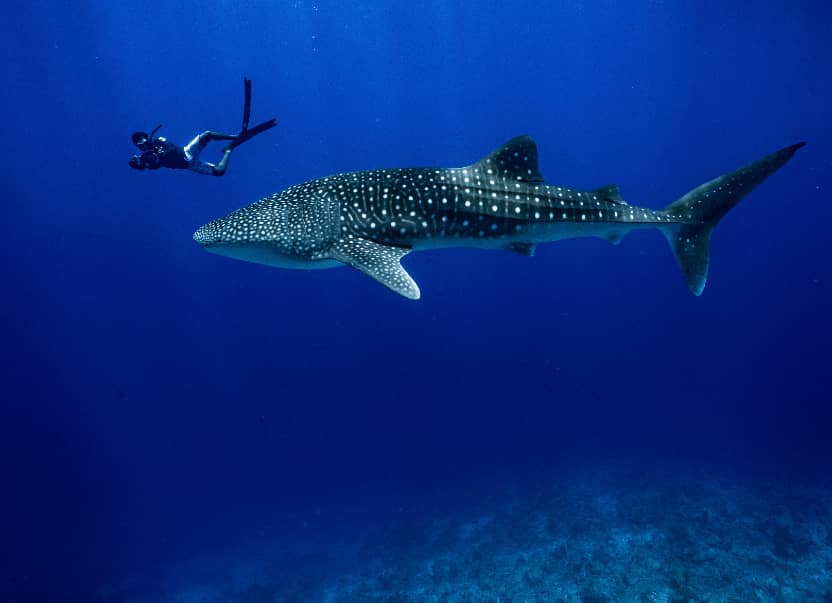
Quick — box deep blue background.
[2,1,830,599]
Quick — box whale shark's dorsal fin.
[472,136,545,183]
[325,237,420,299]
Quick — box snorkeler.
[129,77,276,176]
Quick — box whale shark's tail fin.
[661,141,805,295]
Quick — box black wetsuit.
[142,138,190,169]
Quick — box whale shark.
[193,136,804,299]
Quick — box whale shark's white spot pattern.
[193,137,804,299]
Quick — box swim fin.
[229,118,277,149]
[242,77,252,131]
[229,77,276,150]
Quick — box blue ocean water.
[2,1,831,601]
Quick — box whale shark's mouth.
[193,224,219,247]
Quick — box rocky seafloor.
[101,463,832,602]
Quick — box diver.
[129,77,276,176]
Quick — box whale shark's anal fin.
[505,242,537,256]
[325,237,420,300]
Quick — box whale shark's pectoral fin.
[324,237,421,300]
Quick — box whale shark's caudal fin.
[661,141,806,295]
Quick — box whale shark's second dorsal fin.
[473,136,545,183]
[592,184,626,205]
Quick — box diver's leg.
[210,149,233,176]
[198,130,237,144]
[186,156,226,177]
[184,131,237,163]
[183,134,206,160]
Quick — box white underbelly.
[209,245,341,270]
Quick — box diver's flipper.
[242,77,252,132]
[230,118,277,149]
[230,77,276,150]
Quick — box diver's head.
[132,131,150,150]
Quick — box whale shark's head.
[192,205,264,254]
[192,214,250,250]
[193,188,342,270]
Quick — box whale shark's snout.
[193,222,220,248]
